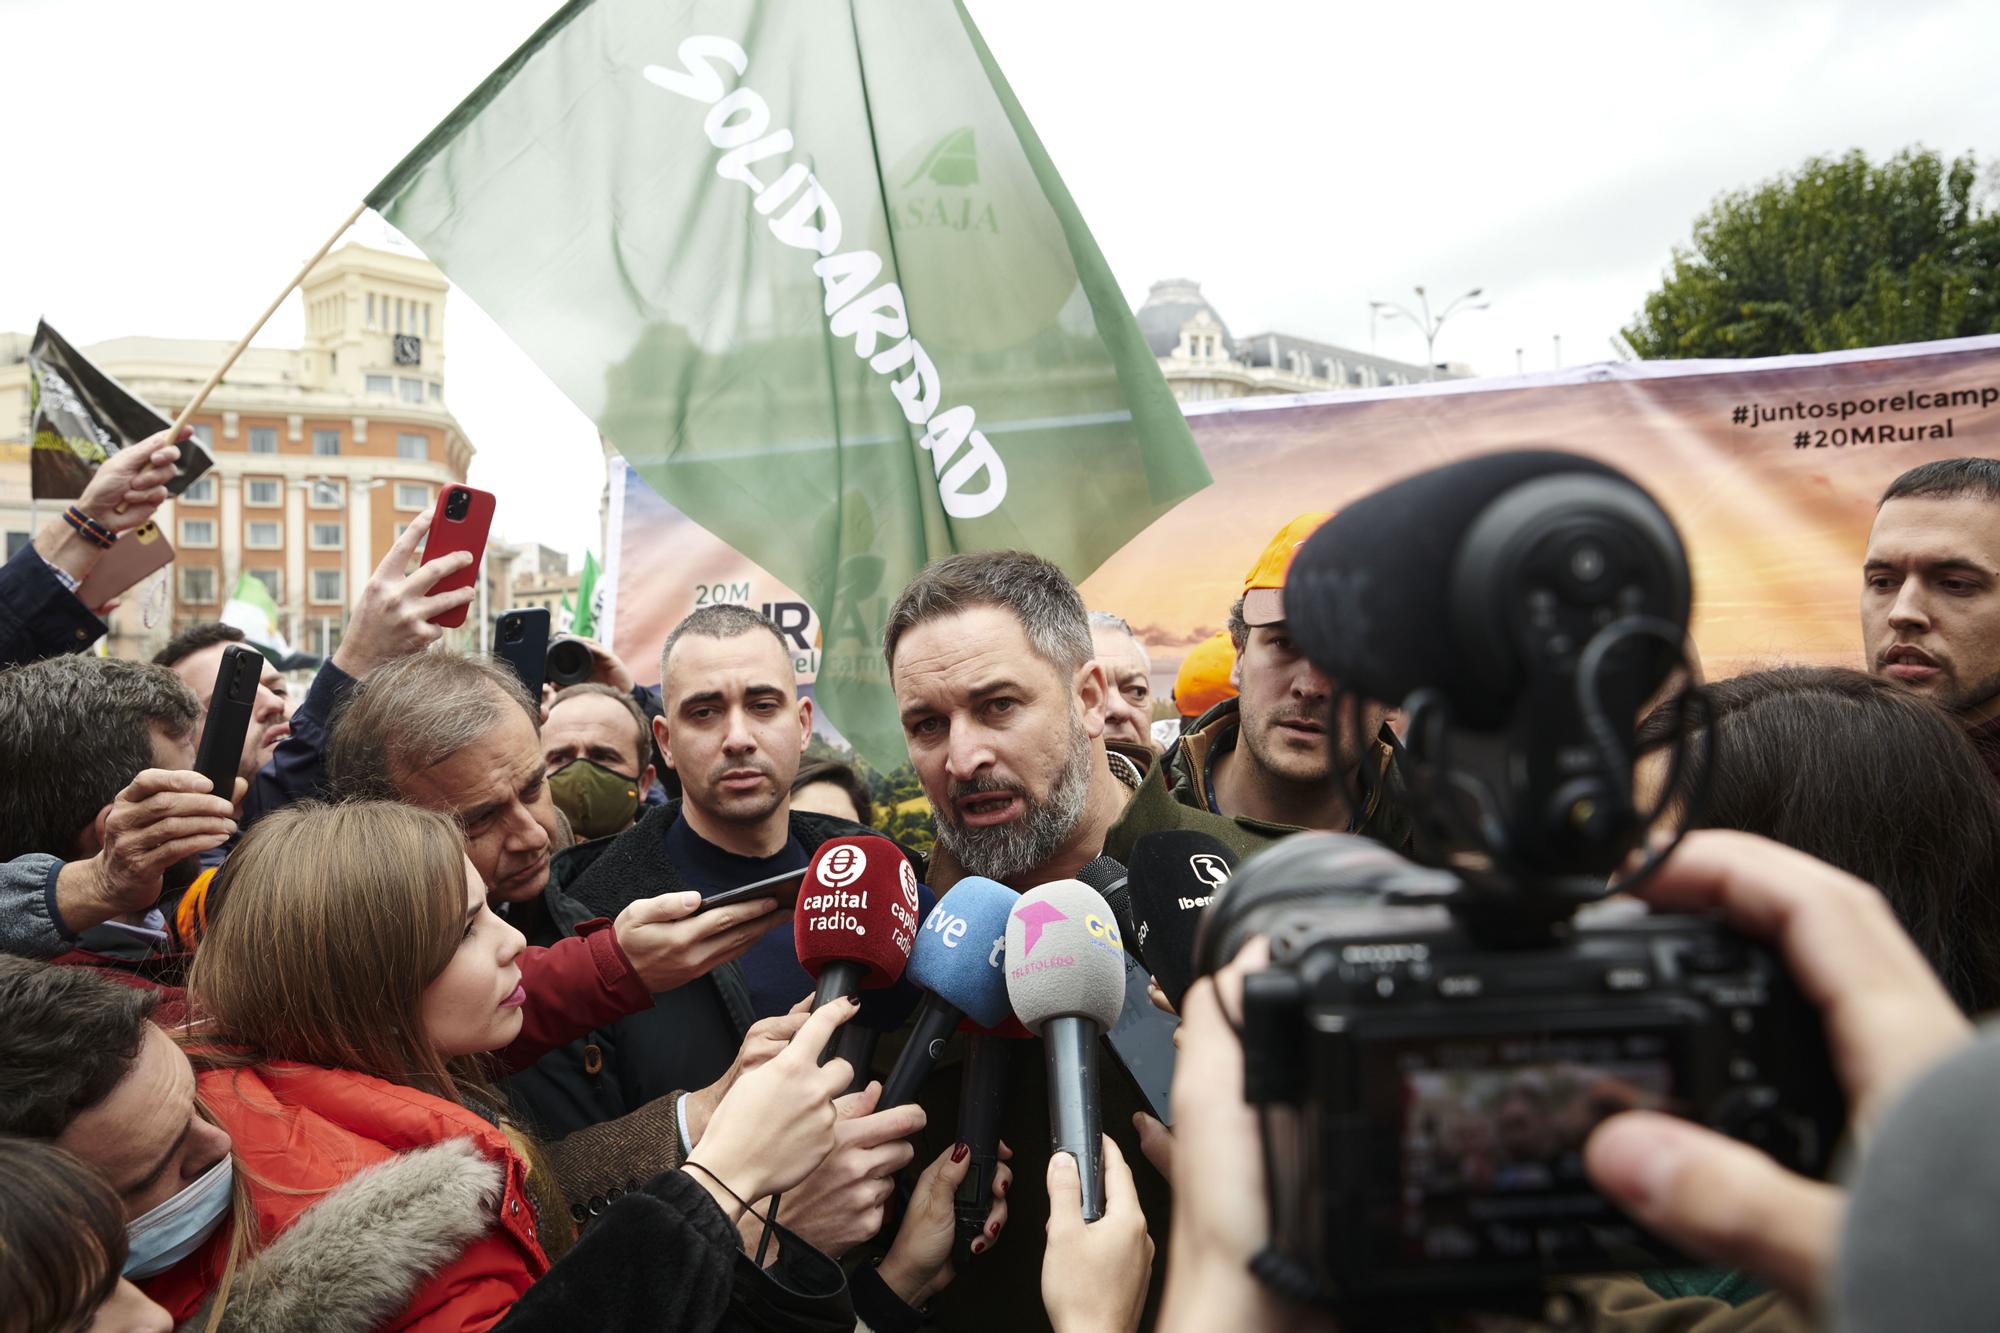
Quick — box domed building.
[1135,279,1464,404]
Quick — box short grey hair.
[1088,610,1151,674]
[883,551,1092,678]
[658,604,790,702]
[549,681,650,770]
[328,651,538,799]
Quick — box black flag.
[26,321,213,500]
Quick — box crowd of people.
[1,425,1998,1333]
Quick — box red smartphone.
[419,484,495,628]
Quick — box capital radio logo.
[817,844,867,889]
[897,858,919,915]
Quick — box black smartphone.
[495,608,550,700]
[695,865,808,914]
[194,644,264,797]
[1103,951,1177,1125]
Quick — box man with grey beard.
[883,549,1164,1332]
[885,550,1141,891]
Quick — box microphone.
[1838,1029,2000,1332]
[796,836,919,1067]
[1282,450,1689,728]
[1004,880,1127,1222]
[1127,831,1237,1009]
[879,877,1020,1109]
[1077,853,1137,952]
[953,1028,1014,1257]
[836,972,926,1096]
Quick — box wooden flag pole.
[164,199,370,437]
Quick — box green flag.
[559,592,575,635]
[368,0,1209,765]
[573,551,600,639]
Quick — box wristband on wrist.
[61,507,115,550]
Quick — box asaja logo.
[891,127,998,235]
[903,127,979,187]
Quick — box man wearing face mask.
[0,957,236,1281]
[543,683,656,842]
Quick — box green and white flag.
[558,592,576,636]
[573,551,601,639]
[221,571,294,659]
[367,0,1209,764]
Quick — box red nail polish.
[950,1141,969,1164]
[971,1239,986,1254]
[987,1220,1000,1237]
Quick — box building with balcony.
[0,244,493,660]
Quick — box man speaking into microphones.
[1005,880,1127,1221]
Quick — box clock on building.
[393,334,422,365]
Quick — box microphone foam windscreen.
[1838,1027,2000,1332]
[1284,450,1632,709]
[1128,831,1236,1009]
[1003,880,1127,1033]
[907,876,1019,1030]
[794,835,918,988]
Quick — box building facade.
[1135,278,1468,404]
[510,542,581,625]
[0,245,490,661]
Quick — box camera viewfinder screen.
[1366,1032,1683,1271]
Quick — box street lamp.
[1369,285,1490,380]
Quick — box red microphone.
[795,835,920,1011]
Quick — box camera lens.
[546,638,592,688]
[500,620,523,644]
[444,488,471,521]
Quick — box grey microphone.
[1004,879,1126,1222]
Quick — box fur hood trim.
[177,1137,502,1333]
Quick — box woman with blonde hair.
[139,800,867,1332]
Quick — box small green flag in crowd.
[559,592,576,636]
[572,551,601,639]
[368,0,1209,765]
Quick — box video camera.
[1193,452,1843,1314]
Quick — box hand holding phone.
[695,865,809,914]
[194,644,265,797]
[418,485,495,628]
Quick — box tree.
[1623,148,2000,359]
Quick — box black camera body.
[1214,842,1840,1305]
[1203,452,1849,1312]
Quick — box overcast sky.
[3,0,1994,561]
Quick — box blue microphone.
[878,876,1020,1109]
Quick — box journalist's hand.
[772,1080,927,1258]
[685,996,857,1211]
[680,1007,812,1146]
[332,510,476,678]
[1585,830,1972,1312]
[57,769,239,934]
[611,890,787,993]
[76,428,184,532]
[558,636,637,692]
[1043,1136,1153,1333]
[879,1139,1014,1307]
[1157,938,1317,1333]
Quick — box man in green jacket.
[1105,511,1413,864]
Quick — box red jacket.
[146,1062,550,1331]
[498,916,652,1073]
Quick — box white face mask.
[123,1155,233,1278]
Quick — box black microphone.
[1004,880,1126,1221]
[1128,830,1236,1009]
[953,1031,1014,1259]
[1283,450,1689,728]
[1077,853,1138,953]
[835,976,924,1096]
[878,877,1019,1109]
